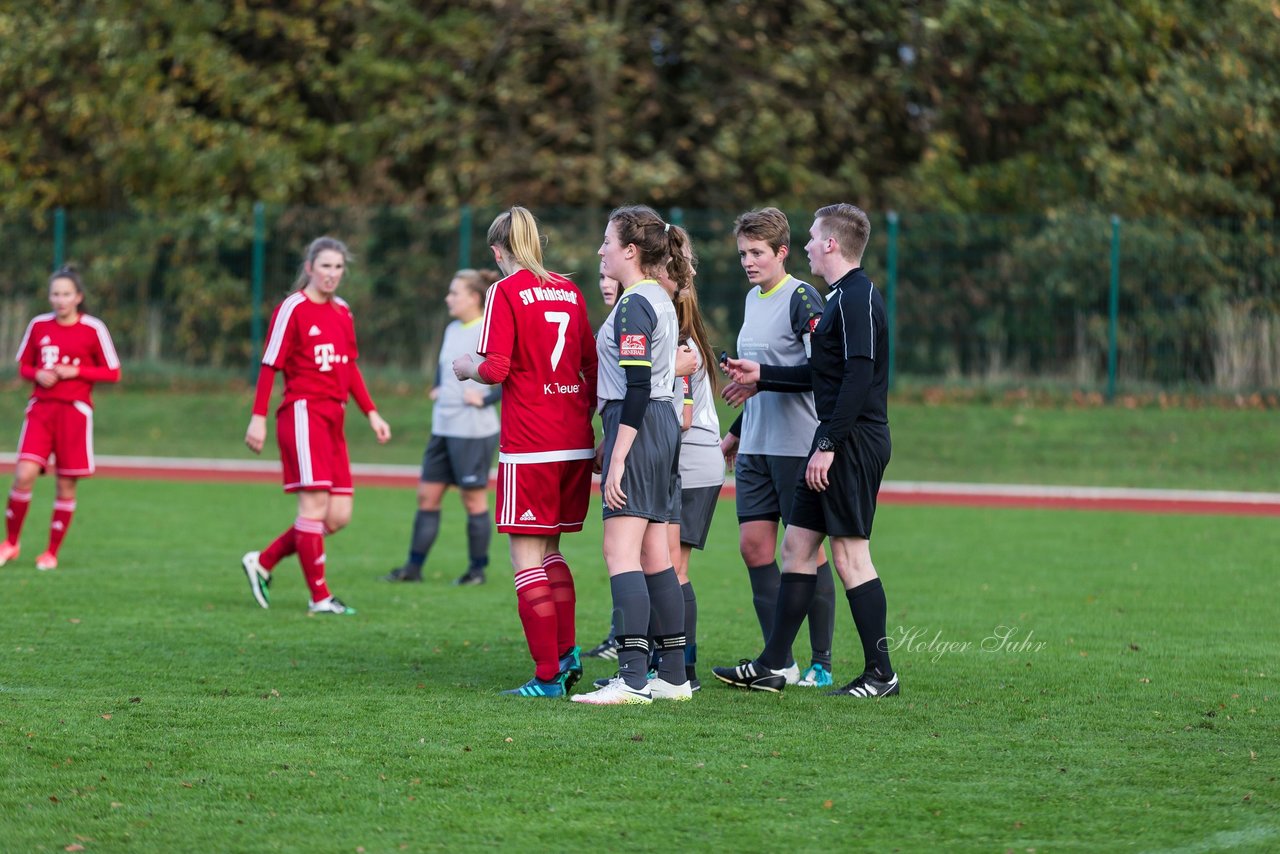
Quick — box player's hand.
[462,389,485,407]
[806,450,835,492]
[244,415,267,455]
[53,364,80,379]
[428,386,440,402]
[724,357,761,385]
[722,381,758,408]
[451,354,475,381]
[368,411,392,443]
[603,461,627,510]
[35,369,59,388]
[719,432,739,472]
[675,344,696,378]
[593,442,605,474]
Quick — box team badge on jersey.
[809,316,820,333]
[620,334,647,358]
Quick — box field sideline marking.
[4,453,1278,517]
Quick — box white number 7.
[545,311,570,370]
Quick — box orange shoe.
[0,540,18,566]
[35,551,58,571]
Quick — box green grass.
[2,477,1277,851]
[23,383,1280,491]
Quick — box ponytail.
[487,206,552,284]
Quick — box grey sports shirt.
[433,318,500,438]
[596,279,678,404]
[736,274,824,456]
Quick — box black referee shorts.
[788,423,891,539]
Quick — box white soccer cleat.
[646,676,693,701]
[308,596,356,616]
[777,663,801,685]
[241,551,270,609]
[570,676,653,705]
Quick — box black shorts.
[679,484,722,550]
[789,423,891,539]
[600,401,681,522]
[420,434,498,489]
[735,453,806,525]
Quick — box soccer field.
[2,477,1276,852]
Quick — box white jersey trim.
[263,292,307,366]
[498,448,595,464]
[13,313,54,362]
[81,315,121,369]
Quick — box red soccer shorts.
[276,398,353,495]
[17,399,96,477]
[495,457,591,535]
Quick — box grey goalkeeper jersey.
[596,279,678,404]
[433,318,500,438]
[736,274,824,456]
[675,342,725,488]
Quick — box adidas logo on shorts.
[519,509,536,522]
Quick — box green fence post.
[886,210,899,391]
[250,201,266,380]
[1106,214,1120,402]
[458,205,473,269]
[53,207,66,270]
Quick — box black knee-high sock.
[807,561,835,669]
[757,574,817,671]
[681,581,697,669]
[747,560,781,644]
[645,568,686,684]
[847,577,892,677]
[465,511,491,571]
[407,510,441,570]
[610,571,651,690]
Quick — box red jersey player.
[452,206,597,698]
[240,236,392,616]
[2,266,121,571]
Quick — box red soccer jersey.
[477,269,597,457]
[15,313,121,406]
[261,291,361,410]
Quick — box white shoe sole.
[241,552,269,609]
[647,678,693,701]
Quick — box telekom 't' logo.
[313,343,338,372]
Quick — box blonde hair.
[814,203,871,261]
[487,206,552,284]
[453,268,500,307]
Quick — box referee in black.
[713,203,897,697]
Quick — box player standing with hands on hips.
[452,206,598,698]
[714,204,898,698]
[240,237,392,616]
[2,266,120,571]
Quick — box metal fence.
[2,205,1277,394]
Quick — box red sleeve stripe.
[263,292,305,366]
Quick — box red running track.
[7,454,1277,518]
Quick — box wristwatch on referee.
[815,435,837,453]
